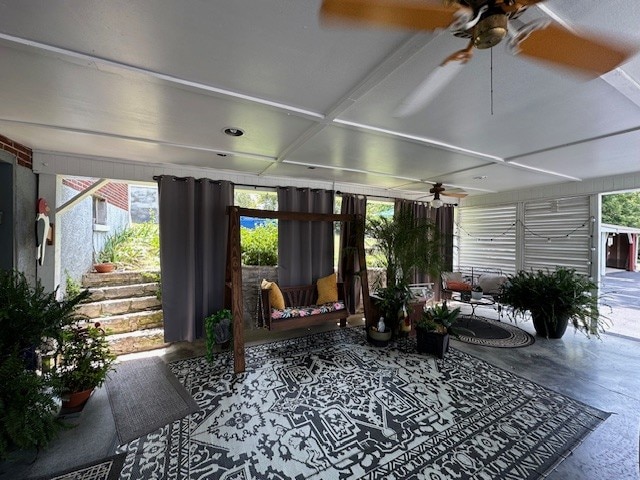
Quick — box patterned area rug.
[454,315,536,348]
[32,453,126,480]
[117,328,608,480]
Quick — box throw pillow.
[316,273,338,305]
[477,274,508,294]
[261,279,285,310]
[446,280,472,292]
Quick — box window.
[93,196,107,226]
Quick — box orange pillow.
[261,279,285,310]
[316,273,338,305]
[447,281,472,292]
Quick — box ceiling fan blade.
[442,192,468,199]
[516,23,635,76]
[320,0,458,31]
[394,59,467,117]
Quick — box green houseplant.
[53,321,116,408]
[500,268,606,338]
[0,270,90,457]
[416,301,461,358]
[205,309,233,363]
[367,208,442,338]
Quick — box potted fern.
[204,309,233,362]
[500,268,606,338]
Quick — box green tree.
[241,221,278,265]
[602,192,640,228]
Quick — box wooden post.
[227,206,245,373]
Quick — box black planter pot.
[416,329,450,359]
[532,314,569,338]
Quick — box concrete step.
[87,282,159,302]
[108,328,168,356]
[93,309,164,335]
[77,295,162,318]
[81,270,160,288]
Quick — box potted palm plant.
[500,267,606,338]
[367,207,442,339]
[416,301,461,358]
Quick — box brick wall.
[62,177,129,211]
[0,134,32,169]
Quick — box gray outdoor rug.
[117,328,609,479]
[31,453,126,480]
[105,356,200,445]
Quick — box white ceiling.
[1,0,640,200]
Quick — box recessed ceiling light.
[307,166,316,170]
[473,175,488,180]
[217,153,228,157]
[223,127,244,137]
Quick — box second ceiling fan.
[321,0,635,116]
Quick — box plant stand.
[416,330,449,359]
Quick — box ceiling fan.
[422,182,468,207]
[321,0,635,116]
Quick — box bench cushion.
[271,300,346,320]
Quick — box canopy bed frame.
[225,206,372,373]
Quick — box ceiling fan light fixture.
[223,127,245,137]
[473,14,508,49]
[431,198,443,209]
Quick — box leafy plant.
[500,268,607,338]
[366,207,441,287]
[65,271,82,299]
[373,281,413,334]
[95,222,160,269]
[204,309,233,363]
[0,270,90,457]
[418,301,462,334]
[53,321,116,393]
[241,221,277,266]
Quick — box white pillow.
[477,274,508,294]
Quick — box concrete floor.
[3,310,639,479]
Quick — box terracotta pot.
[62,388,94,408]
[94,263,116,273]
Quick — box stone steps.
[87,282,159,301]
[80,270,164,356]
[92,309,164,335]
[107,328,168,356]
[77,295,161,318]
[81,270,160,288]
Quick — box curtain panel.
[277,187,335,286]
[157,176,234,342]
[338,194,367,314]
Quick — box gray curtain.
[157,176,234,342]
[277,187,334,286]
[338,194,367,313]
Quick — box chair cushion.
[261,279,285,310]
[316,272,338,305]
[477,274,508,294]
[446,280,472,292]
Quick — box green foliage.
[0,355,63,457]
[204,309,233,363]
[241,221,278,266]
[501,268,606,337]
[95,222,160,270]
[602,192,640,228]
[0,270,90,458]
[373,281,413,333]
[419,301,461,333]
[53,322,116,393]
[366,207,441,287]
[65,271,82,299]
[0,270,90,357]
[235,190,277,210]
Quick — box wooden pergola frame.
[225,206,372,373]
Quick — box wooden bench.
[260,282,348,331]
